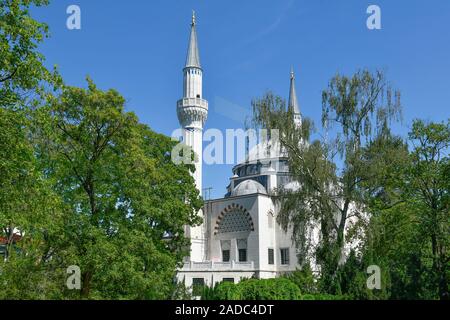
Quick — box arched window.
[214,204,254,235]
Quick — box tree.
[284,264,318,294]
[0,0,59,109]
[42,79,202,299]
[251,69,401,292]
[357,120,449,300]
[0,0,66,299]
[406,119,449,300]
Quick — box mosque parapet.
[181,260,255,271]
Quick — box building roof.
[185,11,201,68]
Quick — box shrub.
[300,293,349,300]
[284,265,318,294]
[201,277,301,300]
[203,281,242,300]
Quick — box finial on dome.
[290,66,295,79]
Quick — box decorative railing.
[180,260,255,271]
[177,97,208,110]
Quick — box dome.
[231,180,267,197]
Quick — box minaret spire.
[185,10,201,68]
[288,67,301,126]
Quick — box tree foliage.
[0,1,202,299]
[251,70,402,292]
[0,0,60,109]
[202,278,302,300]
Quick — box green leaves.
[322,69,401,149]
[0,0,59,109]
[41,79,202,299]
[202,278,302,300]
[0,1,202,298]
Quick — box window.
[192,278,205,296]
[268,248,274,265]
[196,94,201,98]
[237,239,248,262]
[280,248,290,265]
[238,249,247,262]
[222,278,234,283]
[217,210,253,234]
[222,250,230,262]
[221,240,231,262]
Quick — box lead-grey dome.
[231,180,267,197]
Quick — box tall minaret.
[288,67,302,127]
[177,11,208,193]
[177,11,208,261]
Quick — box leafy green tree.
[0,0,67,299]
[43,79,202,299]
[405,120,449,299]
[359,120,449,300]
[251,70,401,293]
[0,107,67,299]
[0,0,59,109]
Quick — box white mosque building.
[175,12,307,289]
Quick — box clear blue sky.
[33,0,450,199]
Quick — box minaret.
[177,11,208,193]
[177,11,208,261]
[288,67,302,127]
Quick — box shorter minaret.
[288,67,302,127]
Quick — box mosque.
[175,12,307,290]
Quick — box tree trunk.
[81,270,93,298]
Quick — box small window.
[196,94,201,98]
[222,278,234,283]
[222,250,230,262]
[268,248,274,265]
[280,248,290,265]
[192,278,205,296]
[238,249,247,262]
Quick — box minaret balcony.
[177,98,209,128]
[177,97,208,111]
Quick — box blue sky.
[33,0,450,199]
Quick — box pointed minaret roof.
[288,67,300,115]
[185,10,201,68]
